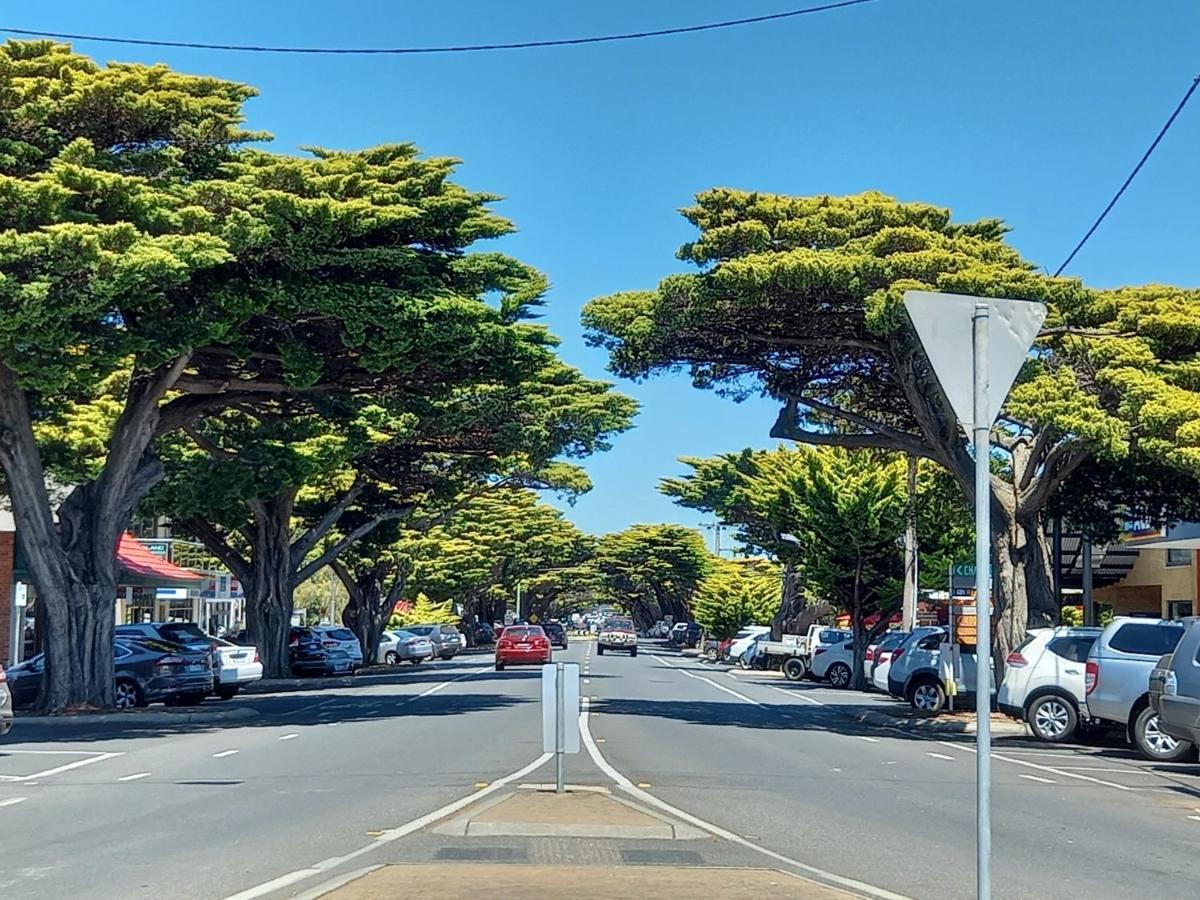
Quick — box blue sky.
[18,1,1200,540]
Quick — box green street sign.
[952,563,976,577]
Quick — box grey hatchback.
[1149,617,1200,749]
[404,624,462,660]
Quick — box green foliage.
[589,524,712,626]
[294,568,348,626]
[691,557,781,639]
[390,593,459,628]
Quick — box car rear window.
[324,628,356,641]
[406,626,434,635]
[1048,635,1096,663]
[819,630,848,644]
[160,623,210,643]
[1108,623,1184,657]
[504,626,543,639]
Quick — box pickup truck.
[597,617,638,656]
[751,625,849,680]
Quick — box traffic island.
[853,706,1028,737]
[435,785,705,840]
[322,864,853,899]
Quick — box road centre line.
[213,750,239,758]
[278,733,299,741]
[579,698,910,900]
[117,772,152,782]
[1018,774,1057,784]
[935,740,1134,792]
[0,797,28,808]
[857,736,881,743]
[927,752,956,761]
[223,751,553,900]
[653,656,762,707]
[10,751,123,781]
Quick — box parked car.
[312,625,364,669]
[809,629,855,687]
[116,621,217,666]
[377,630,435,665]
[598,617,639,656]
[1149,618,1200,748]
[997,626,1101,741]
[211,637,263,699]
[495,625,552,670]
[542,622,569,649]
[472,622,497,646]
[7,638,213,710]
[289,627,356,677]
[865,631,908,690]
[886,626,994,713]
[1085,617,1189,761]
[669,621,703,647]
[0,663,12,734]
[729,626,772,663]
[403,624,462,660]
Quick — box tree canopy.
[691,557,780,639]
[590,524,712,628]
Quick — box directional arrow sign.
[903,291,1047,431]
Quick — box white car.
[867,631,909,692]
[729,626,772,662]
[809,629,854,688]
[212,638,263,699]
[376,630,435,665]
[312,626,364,669]
[998,626,1102,741]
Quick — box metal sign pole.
[972,300,992,900]
[555,661,566,793]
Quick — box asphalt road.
[2,640,1198,899]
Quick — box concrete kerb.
[852,707,1028,737]
[11,705,259,728]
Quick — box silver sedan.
[377,630,435,665]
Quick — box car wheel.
[440,652,454,661]
[705,646,719,662]
[1027,695,1077,742]
[410,657,423,665]
[630,647,638,657]
[910,680,946,714]
[385,651,399,665]
[217,685,239,701]
[597,646,605,655]
[828,662,852,689]
[114,679,144,710]
[1134,705,1193,761]
[783,657,807,681]
[495,661,505,671]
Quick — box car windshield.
[10,22,1192,900]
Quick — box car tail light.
[0,665,6,683]
[865,647,876,661]
[155,656,185,671]
[253,649,261,664]
[323,640,338,648]
[814,647,826,656]
[1085,661,1098,695]
[1005,651,1027,668]
[890,647,904,665]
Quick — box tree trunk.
[244,499,297,678]
[992,513,1056,668]
[338,561,398,666]
[772,561,804,640]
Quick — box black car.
[289,627,356,677]
[6,638,213,710]
[117,622,217,665]
[542,622,568,649]
[472,622,497,646]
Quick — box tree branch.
[770,399,929,455]
[289,477,367,568]
[294,506,414,585]
[183,424,237,461]
[179,516,251,584]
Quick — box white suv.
[997,626,1101,742]
[809,629,854,688]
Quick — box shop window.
[1167,600,1194,620]
[1166,548,1192,567]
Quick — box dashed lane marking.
[3,751,123,782]
[857,736,880,743]
[117,772,151,782]
[1018,774,1057,785]
[653,655,762,707]
[926,752,956,761]
[213,750,239,759]
[278,733,299,741]
[0,797,28,808]
[936,740,1134,792]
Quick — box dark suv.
[542,622,568,649]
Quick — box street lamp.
[903,290,1045,900]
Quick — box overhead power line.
[1055,73,1200,276]
[0,2,877,55]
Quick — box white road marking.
[579,699,909,900]
[222,751,552,900]
[936,740,1134,792]
[857,736,881,743]
[927,752,956,761]
[117,772,152,782]
[584,679,591,685]
[726,671,739,679]
[278,733,299,741]
[0,797,28,808]
[212,750,239,758]
[1018,774,1057,785]
[1050,766,1168,775]
[1188,815,1200,823]
[10,751,122,781]
[769,685,825,706]
[653,656,762,706]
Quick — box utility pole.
[699,522,726,555]
[1082,534,1094,626]
[327,567,337,625]
[902,454,919,630]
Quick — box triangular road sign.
[903,291,1047,432]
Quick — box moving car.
[495,625,552,670]
[1149,618,1200,747]
[211,637,263,699]
[542,622,569,649]
[809,629,855,688]
[403,624,463,660]
[6,638,213,710]
[997,626,1101,742]
[0,663,12,734]
[289,627,356,677]
[598,617,639,656]
[377,630,435,665]
[472,622,497,646]
[312,625,364,670]
[1085,617,1189,761]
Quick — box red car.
[495,625,552,670]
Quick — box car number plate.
[186,663,206,672]
[518,643,530,649]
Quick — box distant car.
[495,625,552,670]
[7,639,213,710]
[997,626,1101,742]
[809,630,855,688]
[870,632,910,693]
[117,621,217,666]
[1149,618,1200,748]
[1087,617,1189,760]
[0,663,13,734]
[312,626,364,670]
[598,617,639,656]
[289,627,356,677]
[729,626,772,663]
[404,624,462,660]
[472,622,497,646]
[542,622,569,649]
[377,630,434,665]
[211,637,263,699]
[669,622,702,648]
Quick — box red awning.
[116,534,202,587]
